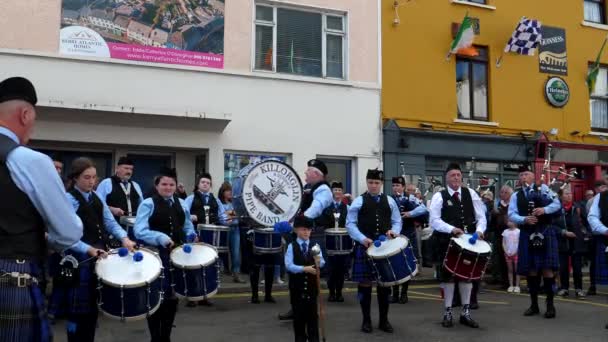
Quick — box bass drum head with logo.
[233,160,303,227]
[453,234,492,254]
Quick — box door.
[127,154,172,198]
[569,180,586,202]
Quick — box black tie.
[302,242,308,256]
[203,194,209,205]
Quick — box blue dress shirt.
[96,177,143,202]
[184,191,228,225]
[0,127,83,253]
[285,238,326,273]
[508,184,561,225]
[134,197,196,247]
[304,183,333,220]
[346,193,402,244]
[588,193,608,235]
[66,187,129,254]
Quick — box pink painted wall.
[0,0,378,83]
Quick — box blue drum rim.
[95,247,163,288]
[253,247,282,254]
[326,250,351,256]
[99,297,162,322]
[197,224,231,231]
[175,288,218,301]
[170,242,219,269]
[376,266,419,287]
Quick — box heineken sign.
[544,77,570,108]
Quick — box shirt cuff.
[156,235,171,247]
[113,229,128,241]
[72,241,91,256]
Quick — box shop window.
[224,152,288,183]
[584,0,606,24]
[254,4,346,79]
[590,66,608,132]
[456,47,489,121]
[317,158,352,194]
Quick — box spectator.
[176,182,188,199]
[218,181,244,283]
[502,220,520,293]
[489,185,513,287]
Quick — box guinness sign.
[539,26,567,75]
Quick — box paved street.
[52,283,608,342]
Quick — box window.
[317,158,352,193]
[584,0,606,24]
[456,47,489,121]
[590,66,608,132]
[224,152,288,183]
[254,4,346,79]
[464,0,486,3]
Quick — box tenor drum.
[232,159,303,227]
[95,248,163,321]
[197,224,230,253]
[252,227,283,254]
[325,228,353,256]
[443,234,492,281]
[170,243,220,300]
[366,236,418,287]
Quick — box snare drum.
[252,228,283,254]
[171,243,220,300]
[95,248,163,321]
[443,234,492,281]
[198,224,230,253]
[366,236,418,287]
[325,228,353,256]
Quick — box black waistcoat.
[149,195,186,244]
[106,176,141,219]
[0,134,46,262]
[330,201,348,228]
[516,189,553,228]
[288,241,318,301]
[357,193,392,240]
[69,189,109,249]
[190,191,219,225]
[393,194,420,231]
[301,182,334,228]
[440,188,476,234]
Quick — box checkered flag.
[504,17,542,56]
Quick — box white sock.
[443,283,454,309]
[459,282,473,306]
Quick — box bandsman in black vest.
[184,172,228,306]
[134,167,197,341]
[429,163,486,328]
[587,184,608,328]
[346,169,402,334]
[96,156,143,224]
[0,77,85,342]
[278,159,333,320]
[508,164,561,319]
[391,176,428,304]
[285,215,326,342]
[327,181,349,302]
[55,157,136,342]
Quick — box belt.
[0,271,39,288]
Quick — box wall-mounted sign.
[544,77,570,108]
[539,26,567,75]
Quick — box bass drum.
[233,159,303,227]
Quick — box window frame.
[590,64,608,133]
[465,0,487,4]
[456,47,489,122]
[584,0,607,24]
[252,2,348,80]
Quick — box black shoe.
[328,294,337,302]
[361,320,373,333]
[264,296,276,303]
[278,310,293,320]
[186,301,197,308]
[441,314,453,328]
[524,306,540,316]
[399,292,408,304]
[459,315,479,328]
[587,286,597,296]
[336,294,345,302]
[391,295,399,304]
[250,295,260,304]
[469,302,479,310]
[198,299,213,307]
[544,304,556,319]
[378,320,394,333]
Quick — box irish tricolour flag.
[448,13,478,58]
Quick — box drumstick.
[314,255,327,342]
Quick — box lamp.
[549,128,558,136]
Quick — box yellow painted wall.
[382,0,608,145]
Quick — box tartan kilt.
[48,255,98,318]
[594,237,608,285]
[351,244,376,283]
[0,259,51,342]
[517,225,559,275]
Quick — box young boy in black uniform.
[285,216,326,342]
